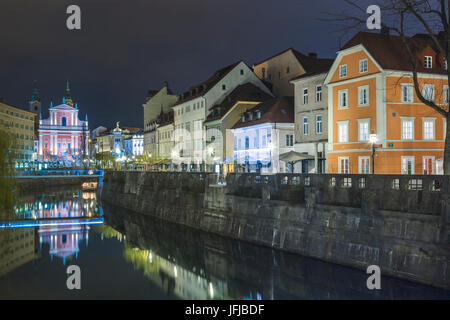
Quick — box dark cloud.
[0,0,368,129]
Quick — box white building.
[172,61,272,171]
[124,132,144,157]
[231,97,295,174]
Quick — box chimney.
[164,81,168,88]
[308,52,317,59]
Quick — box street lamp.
[369,131,377,175]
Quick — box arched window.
[62,117,67,126]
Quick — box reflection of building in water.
[39,226,89,264]
[12,191,100,265]
[122,244,230,299]
[0,229,38,277]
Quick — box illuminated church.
[37,82,89,162]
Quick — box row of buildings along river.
[1,30,448,174]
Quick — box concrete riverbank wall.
[101,171,450,289]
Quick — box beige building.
[156,111,174,166]
[204,83,273,173]
[0,101,36,163]
[291,63,333,173]
[253,48,333,97]
[143,82,178,155]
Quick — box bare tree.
[323,0,450,174]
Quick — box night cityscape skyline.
[0,0,372,129]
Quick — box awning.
[279,151,315,163]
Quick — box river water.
[0,187,449,300]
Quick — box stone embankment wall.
[101,171,450,289]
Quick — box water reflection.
[0,188,449,299]
[103,204,450,300]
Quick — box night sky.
[0,0,372,129]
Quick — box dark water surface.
[0,187,449,300]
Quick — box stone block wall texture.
[101,171,450,289]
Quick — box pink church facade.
[38,83,89,162]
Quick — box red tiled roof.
[341,31,446,74]
[232,96,294,129]
[205,82,272,122]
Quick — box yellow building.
[0,101,36,164]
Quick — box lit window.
[316,115,322,134]
[286,134,294,147]
[339,157,349,174]
[401,118,414,140]
[339,65,347,78]
[358,86,369,106]
[303,88,309,104]
[359,59,368,73]
[359,157,370,174]
[358,119,370,141]
[423,118,435,140]
[303,117,309,135]
[338,121,348,143]
[424,56,433,68]
[338,89,348,109]
[316,85,322,102]
[402,84,414,103]
[422,84,434,101]
[401,157,415,175]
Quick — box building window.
[286,134,294,147]
[401,156,415,175]
[359,59,368,73]
[402,84,414,103]
[316,115,323,134]
[245,137,249,150]
[424,56,433,69]
[444,118,447,141]
[222,84,226,90]
[240,69,244,75]
[303,117,309,135]
[422,84,434,101]
[338,89,348,109]
[401,118,414,140]
[339,157,350,174]
[262,68,266,79]
[358,119,370,141]
[423,156,434,175]
[286,67,290,74]
[316,85,322,102]
[359,156,370,174]
[358,86,369,106]
[303,88,308,104]
[338,121,349,143]
[339,65,347,78]
[423,118,435,140]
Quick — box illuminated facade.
[231,97,295,173]
[324,32,447,175]
[0,101,35,163]
[38,82,89,163]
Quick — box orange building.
[324,32,448,175]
